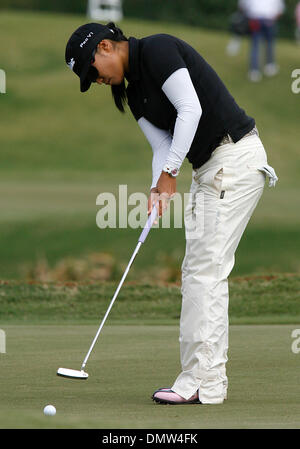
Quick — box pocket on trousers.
[213,166,232,198]
[193,165,224,188]
[193,165,234,200]
[214,167,224,193]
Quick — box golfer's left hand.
[155,171,177,217]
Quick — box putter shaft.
[80,205,157,371]
[81,241,142,370]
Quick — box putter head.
[57,367,88,380]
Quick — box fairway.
[0,10,300,282]
[0,324,299,429]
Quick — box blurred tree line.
[1,0,298,38]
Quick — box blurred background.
[0,0,299,284]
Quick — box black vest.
[126,35,255,169]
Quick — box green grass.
[1,218,300,280]
[0,324,299,429]
[0,11,299,180]
[0,276,299,429]
[0,275,300,324]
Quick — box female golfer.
[65,22,278,404]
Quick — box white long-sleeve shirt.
[239,0,285,20]
[138,68,202,189]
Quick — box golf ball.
[43,405,56,416]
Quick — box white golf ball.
[43,405,56,416]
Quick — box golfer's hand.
[147,187,160,224]
[148,172,176,218]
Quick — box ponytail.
[106,22,128,113]
[106,22,128,42]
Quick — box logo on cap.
[67,57,75,71]
[80,31,94,48]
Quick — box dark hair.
[106,22,128,113]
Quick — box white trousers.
[171,133,278,404]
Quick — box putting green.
[0,324,299,428]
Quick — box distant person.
[226,8,250,56]
[239,0,285,82]
[65,22,278,405]
[295,1,300,44]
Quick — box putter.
[57,205,158,380]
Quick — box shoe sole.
[152,395,201,405]
[151,388,226,404]
[151,390,201,405]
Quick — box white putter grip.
[138,205,158,243]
